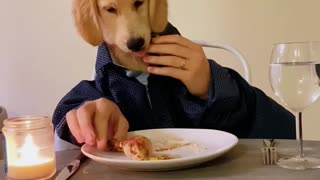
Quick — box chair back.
[193,40,251,83]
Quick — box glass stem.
[298,112,304,158]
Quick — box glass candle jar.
[2,116,56,180]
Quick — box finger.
[147,44,190,59]
[77,101,97,146]
[143,55,186,69]
[94,99,113,151]
[148,66,187,81]
[113,114,129,141]
[152,35,197,49]
[66,110,84,143]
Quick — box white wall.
[0,0,97,117]
[1,0,320,140]
[168,0,320,140]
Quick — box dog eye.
[105,7,117,14]
[134,1,144,9]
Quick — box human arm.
[145,35,295,138]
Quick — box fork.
[261,139,278,165]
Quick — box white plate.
[81,128,238,171]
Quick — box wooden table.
[1,140,320,180]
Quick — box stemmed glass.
[270,41,320,170]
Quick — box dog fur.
[72,0,168,72]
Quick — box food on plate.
[110,135,153,160]
[149,155,173,161]
[110,135,205,161]
[153,138,192,152]
[154,142,191,152]
[122,135,153,160]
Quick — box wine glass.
[270,41,320,170]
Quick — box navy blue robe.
[53,24,295,145]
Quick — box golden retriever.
[72,0,168,72]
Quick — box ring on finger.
[180,59,187,70]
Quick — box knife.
[55,152,88,180]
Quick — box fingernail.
[85,138,94,145]
[97,140,108,151]
[143,56,150,62]
[152,37,158,42]
[148,67,155,72]
[79,135,85,143]
[86,132,95,145]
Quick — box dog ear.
[149,0,168,33]
[72,0,104,46]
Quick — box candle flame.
[6,134,56,180]
[6,134,51,166]
[18,135,40,164]
[5,133,55,170]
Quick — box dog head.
[72,0,168,53]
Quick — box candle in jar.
[6,135,56,179]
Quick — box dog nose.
[127,38,145,52]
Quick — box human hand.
[144,35,211,99]
[66,98,129,151]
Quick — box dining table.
[1,139,320,180]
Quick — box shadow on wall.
[0,106,8,160]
